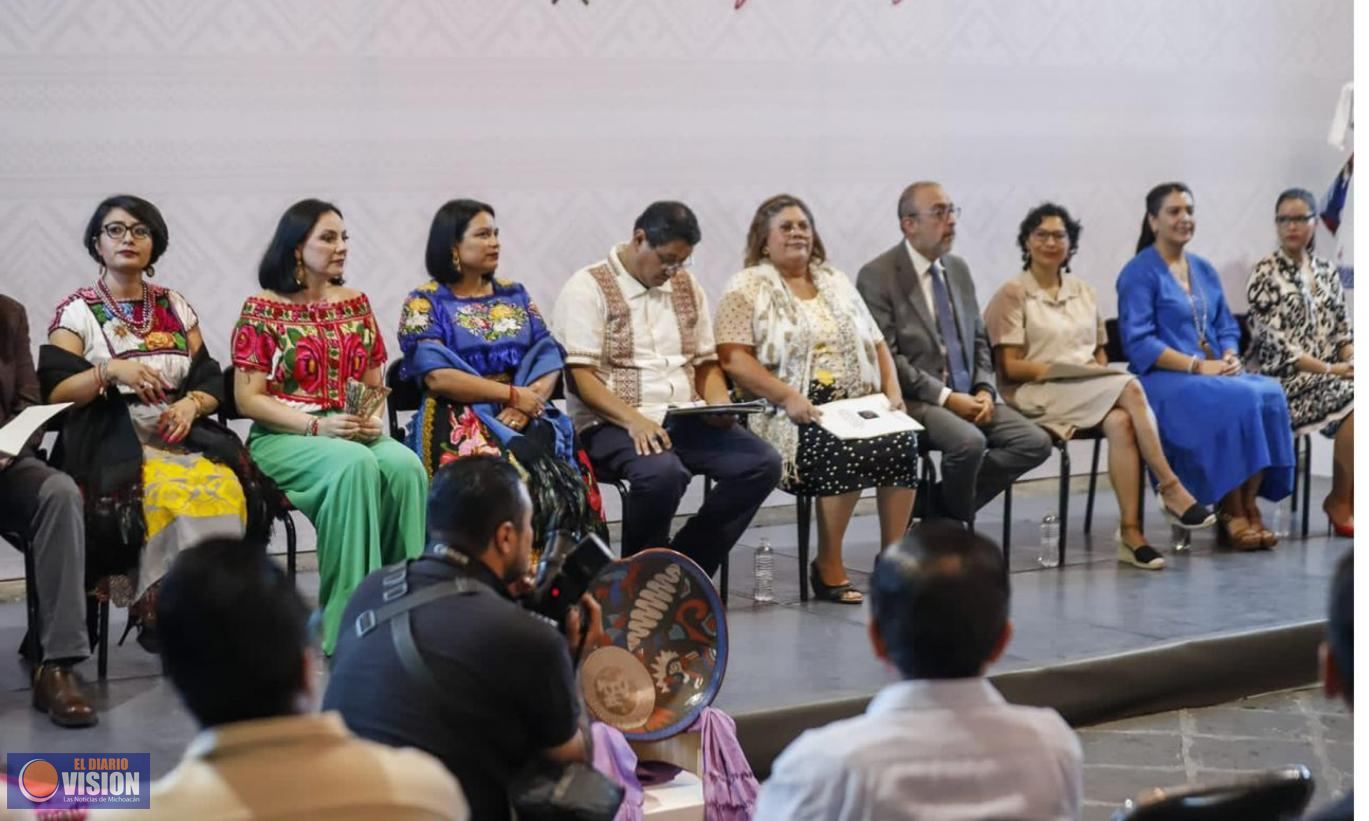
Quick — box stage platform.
[0,476,1345,780]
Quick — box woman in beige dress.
[984,202,1214,569]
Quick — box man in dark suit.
[0,294,96,727]
[857,182,1051,523]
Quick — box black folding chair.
[1112,765,1313,821]
[218,366,299,582]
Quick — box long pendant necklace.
[96,275,155,337]
[1182,264,1213,358]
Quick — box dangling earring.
[143,264,156,279]
[295,261,306,286]
[451,252,462,276]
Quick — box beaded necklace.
[95,275,155,337]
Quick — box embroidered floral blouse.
[397,279,551,380]
[231,294,387,412]
[49,284,198,394]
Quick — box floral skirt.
[781,382,919,496]
[412,395,607,555]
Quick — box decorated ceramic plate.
[583,548,728,741]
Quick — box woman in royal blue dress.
[1116,183,1295,550]
[398,199,606,551]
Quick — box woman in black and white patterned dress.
[716,194,917,604]
[1246,188,1354,536]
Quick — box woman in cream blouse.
[984,202,1213,569]
[716,194,915,604]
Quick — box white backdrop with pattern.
[0,0,1353,508]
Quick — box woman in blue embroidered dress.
[1116,183,1295,551]
[398,199,605,551]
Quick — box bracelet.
[305,417,320,437]
[1187,356,1198,374]
[93,362,105,395]
[508,384,517,406]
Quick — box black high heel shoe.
[1158,480,1216,529]
[118,615,160,654]
[809,561,863,605]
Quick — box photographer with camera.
[324,455,612,821]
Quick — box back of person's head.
[869,521,1009,679]
[157,538,310,728]
[633,201,701,248]
[1135,181,1192,254]
[428,455,530,557]
[1325,551,1352,707]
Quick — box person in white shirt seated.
[551,201,782,577]
[754,521,1083,821]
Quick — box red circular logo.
[18,758,60,803]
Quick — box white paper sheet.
[0,403,71,457]
[816,394,923,440]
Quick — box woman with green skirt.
[231,198,427,654]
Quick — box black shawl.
[38,344,280,580]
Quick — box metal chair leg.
[1000,486,1011,573]
[97,599,109,681]
[1084,439,1102,534]
[1137,462,1146,524]
[20,535,42,663]
[797,495,812,602]
[1300,435,1312,538]
[1291,441,1300,515]
[1057,442,1070,567]
[282,511,297,583]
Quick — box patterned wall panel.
[0,0,1352,367]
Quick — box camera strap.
[351,562,524,792]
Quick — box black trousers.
[584,417,782,577]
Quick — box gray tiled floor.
[1079,687,1352,820]
[0,477,1349,781]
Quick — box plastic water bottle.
[753,537,775,603]
[1269,505,1289,539]
[1170,525,1191,553]
[1037,514,1060,568]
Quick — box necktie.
[929,261,971,393]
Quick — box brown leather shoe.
[32,663,99,728]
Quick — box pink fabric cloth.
[688,707,759,821]
[591,722,645,821]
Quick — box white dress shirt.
[754,678,1083,821]
[551,244,718,431]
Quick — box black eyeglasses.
[904,204,962,222]
[101,222,152,240]
[1275,215,1316,226]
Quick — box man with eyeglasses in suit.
[858,182,1052,523]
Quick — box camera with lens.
[524,529,614,627]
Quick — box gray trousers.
[911,401,1053,523]
[0,455,90,662]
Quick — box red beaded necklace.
[95,275,155,337]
